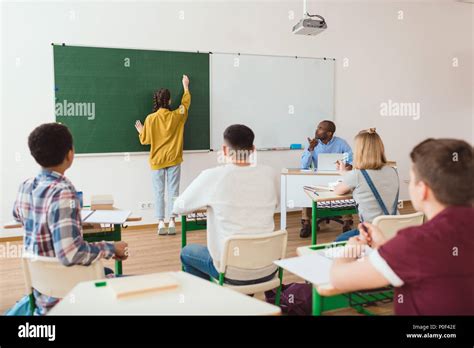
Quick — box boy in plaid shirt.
[13,123,129,315]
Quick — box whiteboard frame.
[210,52,336,150]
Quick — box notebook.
[275,253,332,285]
[275,246,374,285]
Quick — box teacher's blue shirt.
[300,136,353,169]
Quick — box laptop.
[316,153,347,174]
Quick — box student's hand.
[182,74,189,91]
[114,241,129,261]
[135,120,143,134]
[307,137,318,151]
[335,160,348,173]
[358,222,387,249]
[345,235,368,258]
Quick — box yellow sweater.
[139,91,191,170]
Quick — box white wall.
[1,0,472,226]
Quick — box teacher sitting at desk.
[300,120,353,238]
[135,74,191,236]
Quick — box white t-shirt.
[173,163,279,280]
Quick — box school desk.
[81,209,140,275]
[179,209,207,271]
[48,271,281,315]
[2,210,142,276]
[280,168,342,230]
[295,243,393,316]
[180,209,207,249]
[280,163,397,232]
[304,189,357,245]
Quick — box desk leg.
[312,287,323,316]
[114,224,122,276]
[181,215,187,249]
[280,174,286,230]
[311,200,317,245]
[181,215,186,271]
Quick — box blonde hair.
[353,128,387,170]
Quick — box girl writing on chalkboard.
[135,75,191,236]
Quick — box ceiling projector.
[292,14,327,36]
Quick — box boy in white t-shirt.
[173,124,279,284]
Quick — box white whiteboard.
[210,53,335,149]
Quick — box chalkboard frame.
[53,44,211,155]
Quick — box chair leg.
[28,293,36,315]
[275,268,283,306]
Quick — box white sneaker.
[168,220,176,235]
[158,221,167,236]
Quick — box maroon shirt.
[378,206,474,315]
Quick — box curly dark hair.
[153,88,171,112]
[28,123,73,167]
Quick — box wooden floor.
[0,204,416,315]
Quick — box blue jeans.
[334,228,359,242]
[180,244,279,285]
[180,244,220,280]
[151,164,181,220]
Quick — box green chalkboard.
[53,45,210,153]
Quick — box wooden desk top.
[2,210,142,242]
[3,214,141,230]
[3,221,22,230]
[304,189,353,203]
[282,162,397,176]
[281,168,342,176]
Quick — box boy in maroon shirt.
[319,138,474,315]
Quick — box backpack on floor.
[265,283,312,316]
[4,295,33,316]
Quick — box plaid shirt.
[13,169,115,315]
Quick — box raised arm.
[301,137,317,169]
[178,75,191,120]
[342,140,353,165]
